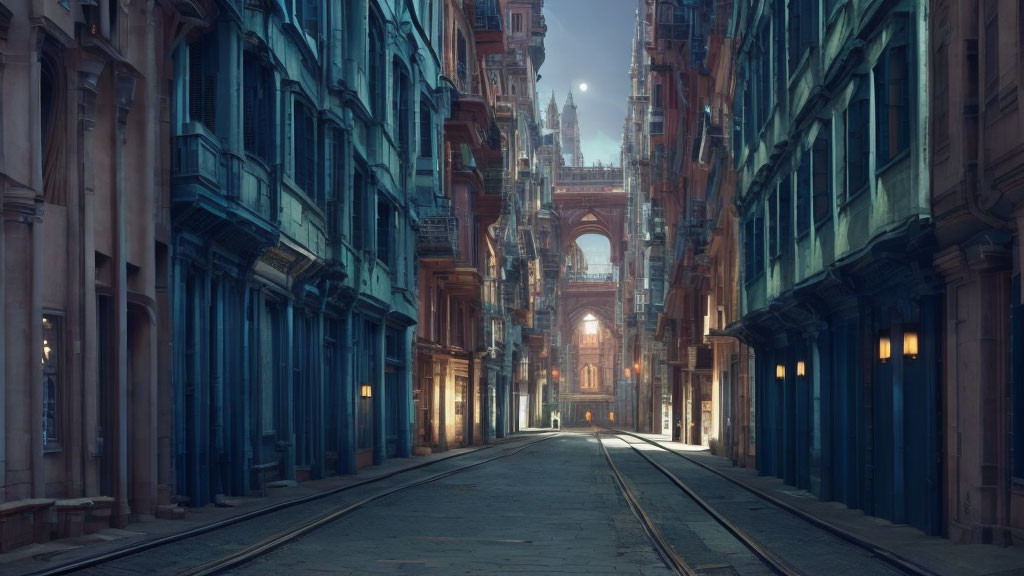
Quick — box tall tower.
[561,90,583,167]
[545,91,560,131]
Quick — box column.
[340,308,355,474]
[373,323,386,465]
[399,326,413,458]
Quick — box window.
[797,151,811,237]
[757,22,772,130]
[188,36,217,133]
[293,98,318,202]
[419,98,433,159]
[377,197,396,268]
[456,29,468,89]
[768,188,779,259]
[779,176,791,256]
[813,124,833,225]
[652,82,663,108]
[985,0,999,101]
[743,205,765,282]
[788,0,819,73]
[874,15,910,166]
[392,61,411,156]
[512,12,522,33]
[352,166,366,251]
[40,51,67,207]
[329,128,345,236]
[369,16,385,116]
[846,78,870,200]
[42,314,62,450]
[296,0,319,38]
[244,56,273,163]
[580,364,598,390]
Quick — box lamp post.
[633,361,641,432]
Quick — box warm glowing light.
[585,411,592,423]
[879,332,891,363]
[633,361,640,374]
[551,368,559,380]
[903,330,919,359]
[796,361,806,377]
[609,412,615,423]
[776,364,786,380]
[579,82,588,92]
[360,383,372,398]
[624,368,631,378]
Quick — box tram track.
[29,433,558,576]
[599,428,938,576]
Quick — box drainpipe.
[114,71,136,524]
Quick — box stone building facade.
[930,0,1024,544]
[414,0,546,452]
[732,0,940,536]
[169,0,434,506]
[0,0,176,548]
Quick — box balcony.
[418,205,460,261]
[468,0,506,56]
[567,266,619,284]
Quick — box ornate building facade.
[169,0,434,506]
[0,0,177,549]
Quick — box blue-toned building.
[732,0,942,536]
[170,0,441,505]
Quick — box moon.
[579,83,588,92]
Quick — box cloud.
[582,130,623,167]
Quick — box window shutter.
[352,170,364,250]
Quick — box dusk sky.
[536,0,636,167]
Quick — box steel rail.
[180,433,559,575]
[612,433,804,576]
[604,428,940,576]
[595,433,696,576]
[29,433,556,576]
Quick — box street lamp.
[633,361,640,432]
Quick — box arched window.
[582,314,599,346]
[580,363,598,390]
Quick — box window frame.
[292,95,319,204]
[42,312,64,452]
[874,14,911,171]
[812,123,833,227]
[845,77,870,203]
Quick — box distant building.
[560,91,583,167]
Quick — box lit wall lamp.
[775,364,786,380]
[551,368,559,380]
[633,361,640,375]
[360,383,372,398]
[879,331,891,364]
[796,361,806,377]
[903,329,919,360]
[624,368,631,378]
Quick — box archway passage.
[548,166,627,427]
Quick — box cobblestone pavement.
[226,433,674,576]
